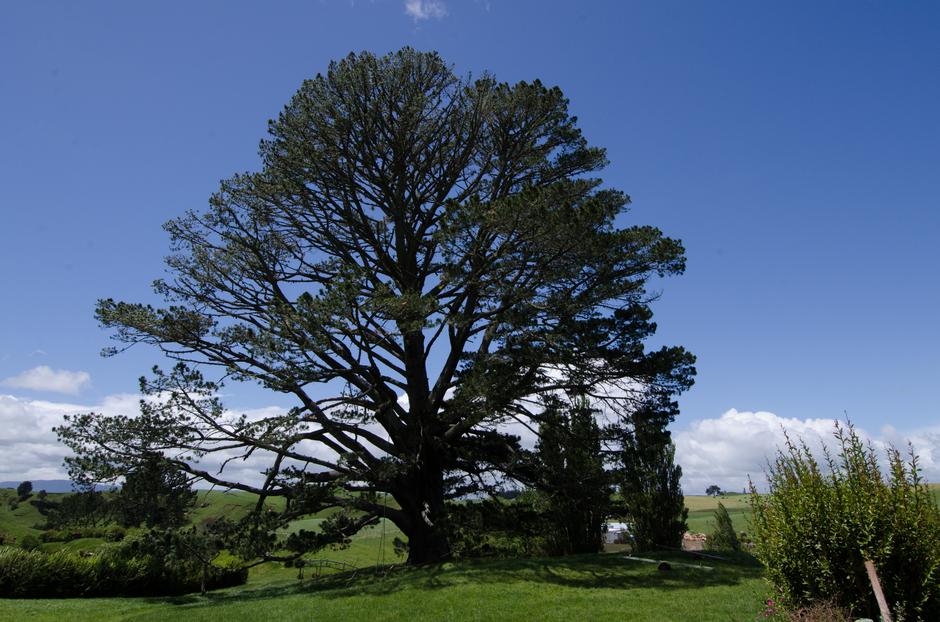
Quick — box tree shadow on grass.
[324,553,762,597]
[140,552,763,610]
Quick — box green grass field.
[0,551,768,622]
[685,492,752,535]
[1,484,937,620]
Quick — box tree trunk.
[399,449,452,565]
[406,520,452,564]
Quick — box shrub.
[39,526,126,543]
[446,494,548,559]
[749,422,940,620]
[18,534,41,552]
[0,543,246,598]
[705,502,740,552]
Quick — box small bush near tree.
[749,422,940,620]
[18,534,41,552]
[705,502,740,552]
[446,495,547,559]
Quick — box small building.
[604,522,632,544]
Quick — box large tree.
[58,48,694,564]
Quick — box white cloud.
[0,393,139,481]
[2,366,91,395]
[404,0,447,21]
[6,385,938,501]
[673,408,940,495]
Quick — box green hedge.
[39,526,125,543]
[749,423,940,620]
[0,546,246,598]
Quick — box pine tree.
[619,404,688,552]
[536,396,611,555]
[706,502,740,552]
[57,48,694,564]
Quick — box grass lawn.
[2,485,937,620]
[0,551,769,622]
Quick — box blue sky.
[1,1,938,490]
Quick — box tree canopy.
[58,48,694,564]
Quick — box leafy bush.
[749,422,940,620]
[705,502,740,552]
[39,526,126,543]
[446,495,548,559]
[0,542,246,598]
[18,534,41,552]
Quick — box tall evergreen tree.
[619,404,688,552]
[536,396,611,555]
[57,48,694,564]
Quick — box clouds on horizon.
[3,389,938,497]
[673,408,940,494]
[1,366,91,395]
[0,392,139,481]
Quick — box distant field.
[684,493,752,535]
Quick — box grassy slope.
[0,552,767,622]
[685,493,752,535]
[0,490,55,539]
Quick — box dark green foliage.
[446,494,548,559]
[39,526,125,543]
[58,47,693,565]
[705,484,722,497]
[705,502,740,552]
[16,481,32,500]
[121,527,229,594]
[750,422,940,620]
[114,454,196,528]
[0,542,246,598]
[38,490,112,528]
[619,405,688,552]
[18,534,41,551]
[535,397,611,555]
